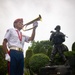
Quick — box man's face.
[15,20,23,30]
[56,29,60,32]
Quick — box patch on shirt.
[6,29,9,32]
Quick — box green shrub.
[47,46,53,58]
[64,51,75,74]
[25,49,33,58]
[61,44,69,52]
[0,45,7,75]
[25,49,33,68]
[29,53,49,74]
[29,40,52,55]
[64,51,75,57]
[72,42,75,51]
[24,57,30,68]
[24,68,30,75]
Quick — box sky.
[0,0,75,54]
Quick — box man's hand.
[33,21,38,29]
[5,53,10,62]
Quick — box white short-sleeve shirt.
[4,28,30,49]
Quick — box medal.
[16,30,22,43]
[20,41,22,44]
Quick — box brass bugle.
[22,14,42,31]
[24,14,41,26]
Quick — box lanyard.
[16,30,22,41]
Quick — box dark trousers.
[50,44,67,62]
[8,50,24,75]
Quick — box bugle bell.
[22,14,42,31]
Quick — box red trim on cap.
[14,18,23,23]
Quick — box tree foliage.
[64,51,75,74]
[28,40,52,57]
[25,49,33,68]
[0,45,7,75]
[72,42,75,51]
[24,40,52,74]
[24,40,70,74]
[29,53,49,74]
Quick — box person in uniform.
[49,25,68,65]
[2,18,38,75]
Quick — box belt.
[9,47,23,52]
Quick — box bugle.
[22,14,42,31]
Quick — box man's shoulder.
[7,28,14,30]
[6,28,15,32]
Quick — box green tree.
[64,51,75,74]
[72,42,75,51]
[24,40,52,74]
[25,49,33,68]
[28,40,52,57]
[0,45,7,75]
